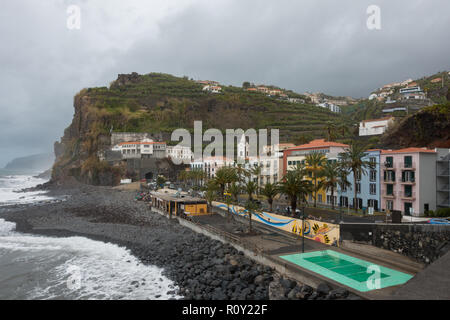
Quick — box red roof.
[381,147,436,154]
[118,141,166,146]
[286,139,349,151]
[361,116,393,123]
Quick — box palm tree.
[243,180,258,201]
[249,163,262,190]
[191,168,205,187]
[337,121,350,138]
[235,163,249,184]
[227,182,241,203]
[324,121,337,141]
[305,152,327,207]
[214,167,238,199]
[204,180,219,213]
[337,165,351,209]
[319,161,341,210]
[278,170,313,217]
[339,141,374,213]
[260,182,279,212]
[244,199,261,234]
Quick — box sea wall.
[341,223,450,264]
[213,202,340,246]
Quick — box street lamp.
[301,204,306,253]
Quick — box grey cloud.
[1,0,449,166]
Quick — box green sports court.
[280,250,413,292]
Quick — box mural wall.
[213,202,340,246]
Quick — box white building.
[399,86,422,95]
[203,85,222,93]
[111,140,167,159]
[203,156,234,179]
[318,102,341,113]
[359,117,395,136]
[166,145,193,163]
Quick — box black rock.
[328,288,349,299]
[316,282,331,296]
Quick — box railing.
[400,161,416,170]
[382,191,397,198]
[401,177,416,184]
[399,191,416,199]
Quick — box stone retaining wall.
[341,223,450,264]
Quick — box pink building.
[380,148,437,216]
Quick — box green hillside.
[86,72,344,142]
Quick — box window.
[356,183,361,193]
[384,170,395,182]
[318,194,323,203]
[370,157,376,165]
[386,184,394,195]
[370,183,376,195]
[370,170,377,182]
[404,185,412,197]
[385,157,393,168]
[355,171,361,181]
[402,170,415,182]
[404,156,412,168]
[386,200,393,211]
[368,199,378,211]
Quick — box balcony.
[400,161,416,170]
[382,162,396,169]
[401,177,416,185]
[399,191,416,200]
[382,191,397,199]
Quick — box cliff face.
[52,91,123,186]
[381,103,450,149]
[4,153,54,172]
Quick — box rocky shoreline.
[0,181,357,300]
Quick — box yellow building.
[150,191,208,217]
[282,139,349,204]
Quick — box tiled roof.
[118,141,166,146]
[286,139,349,151]
[361,116,393,123]
[381,147,436,154]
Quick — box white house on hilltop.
[359,117,395,136]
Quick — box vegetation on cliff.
[381,102,450,149]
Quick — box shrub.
[435,208,450,217]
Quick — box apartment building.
[437,149,450,209]
[283,139,349,204]
[336,150,381,210]
[380,148,437,216]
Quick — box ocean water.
[0,172,180,300]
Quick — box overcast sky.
[1,0,449,166]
